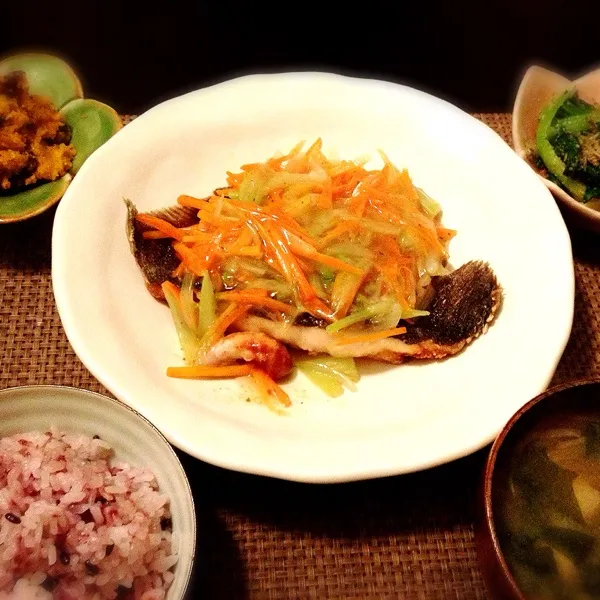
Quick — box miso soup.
[495,411,600,599]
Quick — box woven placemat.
[1,114,599,600]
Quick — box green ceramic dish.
[0,53,122,223]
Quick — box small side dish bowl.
[513,65,600,232]
[0,53,122,223]
[0,385,196,599]
[477,379,600,600]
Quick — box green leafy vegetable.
[548,109,600,136]
[556,94,595,119]
[508,533,557,575]
[551,131,581,172]
[542,526,596,562]
[536,90,600,204]
[511,443,582,525]
[536,90,587,201]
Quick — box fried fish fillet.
[126,200,501,363]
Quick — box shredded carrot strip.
[252,223,333,320]
[198,209,232,226]
[397,169,420,201]
[207,194,225,209]
[227,288,269,297]
[296,255,315,275]
[377,236,403,275]
[250,368,291,408]
[226,171,244,187]
[370,236,407,305]
[143,230,172,240]
[246,219,291,282]
[334,326,408,346]
[437,227,457,242]
[172,262,185,279]
[233,246,262,257]
[349,192,369,217]
[208,303,249,342]
[290,242,364,276]
[167,365,252,378]
[173,242,215,276]
[177,195,208,209]
[225,199,316,245]
[258,220,315,301]
[219,227,244,244]
[136,214,185,241]
[317,221,358,249]
[216,291,295,314]
[266,143,303,170]
[316,191,332,210]
[362,184,406,203]
[305,137,323,159]
[161,280,180,299]
[332,175,362,198]
[269,211,315,244]
[367,200,405,225]
[240,162,261,172]
[227,226,254,253]
[182,232,216,243]
[263,188,284,209]
[330,161,367,177]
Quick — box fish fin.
[402,260,502,347]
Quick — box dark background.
[3,0,600,116]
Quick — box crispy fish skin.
[126,200,502,362]
[400,260,501,350]
[125,199,198,300]
[235,261,501,363]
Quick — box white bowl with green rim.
[0,385,197,599]
[0,53,123,223]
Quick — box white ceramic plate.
[0,386,196,599]
[52,73,574,483]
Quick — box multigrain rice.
[0,429,177,599]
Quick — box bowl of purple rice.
[0,385,196,600]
